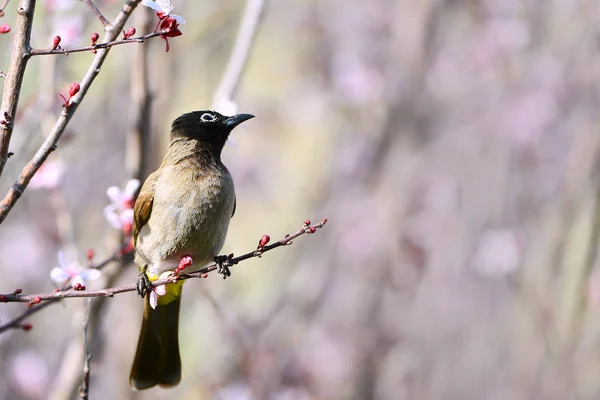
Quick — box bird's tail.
[129,294,182,390]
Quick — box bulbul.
[129,110,254,390]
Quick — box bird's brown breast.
[135,161,235,275]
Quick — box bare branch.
[0,0,11,15]
[78,299,92,400]
[0,300,57,334]
[80,0,110,29]
[0,220,328,305]
[29,30,171,56]
[0,0,142,225]
[0,250,125,334]
[0,0,36,179]
[212,0,266,108]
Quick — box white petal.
[155,285,167,296]
[124,179,140,199]
[149,291,158,309]
[57,251,68,269]
[103,206,124,229]
[156,0,172,13]
[141,0,161,11]
[50,267,69,285]
[106,186,123,205]
[120,209,134,225]
[171,14,186,24]
[80,269,101,281]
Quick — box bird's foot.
[213,254,234,279]
[136,266,153,298]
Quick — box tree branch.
[0,0,11,15]
[0,0,142,225]
[0,0,36,179]
[78,299,92,400]
[0,219,327,304]
[80,0,110,29]
[212,0,265,108]
[29,30,171,56]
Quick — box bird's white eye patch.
[200,113,217,123]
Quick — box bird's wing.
[133,171,160,247]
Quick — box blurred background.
[2,0,600,399]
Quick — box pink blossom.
[50,251,101,288]
[29,160,65,189]
[141,0,185,24]
[149,284,167,309]
[103,179,139,232]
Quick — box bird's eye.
[200,113,217,123]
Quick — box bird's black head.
[170,110,254,152]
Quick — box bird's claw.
[136,266,153,298]
[213,254,234,279]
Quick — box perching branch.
[0,219,327,305]
[0,0,36,179]
[212,0,265,108]
[0,0,142,225]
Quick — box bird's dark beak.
[224,113,255,129]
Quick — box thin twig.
[212,0,265,108]
[78,299,92,400]
[0,220,327,304]
[80,0,110,29]
[0,0,36,180]
[0,0,142,225]
[29,30,169,56]
[0,250,124,334]
[0,300,57,334]
[0,0,11,15]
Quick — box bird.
[128,110,254,390]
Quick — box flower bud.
[32,296,41,304]
[123,27,136,39]
[0,24,10,34]
[53,35,61,47]
[91,32,99,43]
[304,219,311,226]
[22,323,33,331]
[258,235,270,248]
[69,83,80,97]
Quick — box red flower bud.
[13,288,22,294]
[53,288,60,293]
[321,218,328,225]
[86,248,94,261]
[304,219,311,226]
[32,296,41,304]
[69,83,80,97]
[258,235,270,248]
[201,273,208,279]
[0,24,10,34]
[0,295,5,302]
[22,323,33,331]
[308,227,317,233]
[91,32,99,43]
[123,27,136,39]
[53,35,61,47]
